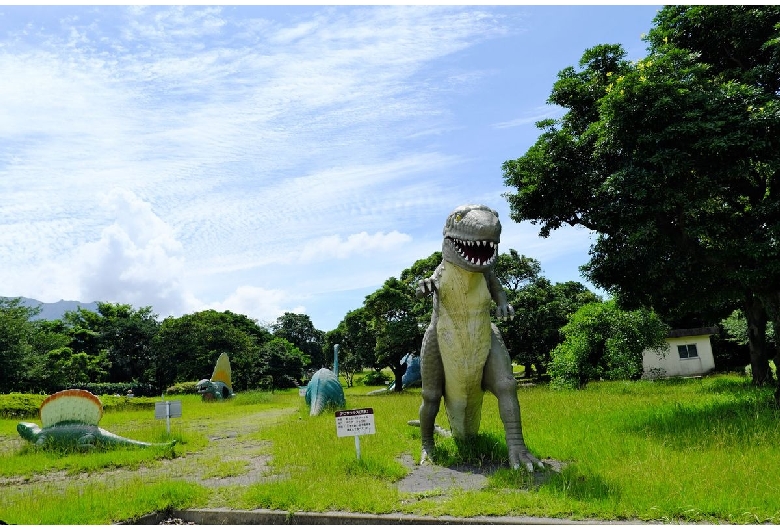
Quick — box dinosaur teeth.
[448,237,498,267]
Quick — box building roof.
[667,327,719,338]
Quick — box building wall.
[642,334,716,378]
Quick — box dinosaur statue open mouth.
[447,237,498,266]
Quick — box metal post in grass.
[335,408,375,460]
[155,399,182,435]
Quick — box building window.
[678,344,699,359]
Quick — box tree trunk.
[523,364,534,379]
[744,293,772,386]
[759,292,780,405]
[391,361,406,392]
[392,367,405,392]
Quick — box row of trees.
[0,244,758,397]
[0,298,325,396]
[502,6,780,398]
[325,248,680,390]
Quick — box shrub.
[360,370,388,386]
[0,393,46,419]
[549,300,669,389]
[165,381,200,395]
[69,382,140,397]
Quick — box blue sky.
[0,5,660,332]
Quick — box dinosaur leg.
[419,323,444,465]
[482,324,543,472]
[78,433,97,450]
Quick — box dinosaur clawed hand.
[495,303,515,320]
[416,277,438,298]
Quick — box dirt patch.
[395,453,567,494]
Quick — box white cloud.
[74,189,188,315]
[202,285,305,326]
[299,231,412,262]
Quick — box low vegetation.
[1,373,778,524]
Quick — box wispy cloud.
[0,6,515,327]
[299,231,412,263]
[206,285,306,327]
[492,105,564,129]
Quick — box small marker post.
[335,408,375,460]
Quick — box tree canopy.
[271,312,325,369]
[549,300,669,389]
[502,6,780,393]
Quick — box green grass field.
[1,374,778,524]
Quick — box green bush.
[0,393,46,419]
[360,370,388,386]
[549,300,669,389]
[70,382,140,396]
[100,395,158,412]
[0,393,160,419]
[165,381,200,395]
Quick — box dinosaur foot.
[509,445,544,472]
[420,442,436,466]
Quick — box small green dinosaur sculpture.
[197,352,235,401]
[16,389,176,450]
[416,204,542,471]
[17,421,176,450]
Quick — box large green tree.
[0,299,105,393]
[0,299,40,391]
[93,303,160,391]
[256,337,307,390]
[363,277,424,392]
[325,307,376,387]
[548,300,669,389]
[153,310,264,392]
[499,277,600,379]
[270,312,324,369]
[502,7,780,395]
[493,249,541,297]
[24,319,73,393]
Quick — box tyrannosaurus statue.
[416,204,542,471]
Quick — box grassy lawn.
[1,373,778,524]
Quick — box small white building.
[642,327,718,379]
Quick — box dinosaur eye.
[455,214,462,222]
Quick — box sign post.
[155,400,182,435]
[335,408,376,460]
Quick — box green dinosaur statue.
[17,422,176,450]
[197,352,235,401]
[416,204,543,471]
[17,389,176,450]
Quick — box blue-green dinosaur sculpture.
[16,389,176,450]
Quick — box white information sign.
[155,400,182,435]
[155,400,182,419]
[335,408,376,438]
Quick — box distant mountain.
[2,296,100,321]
